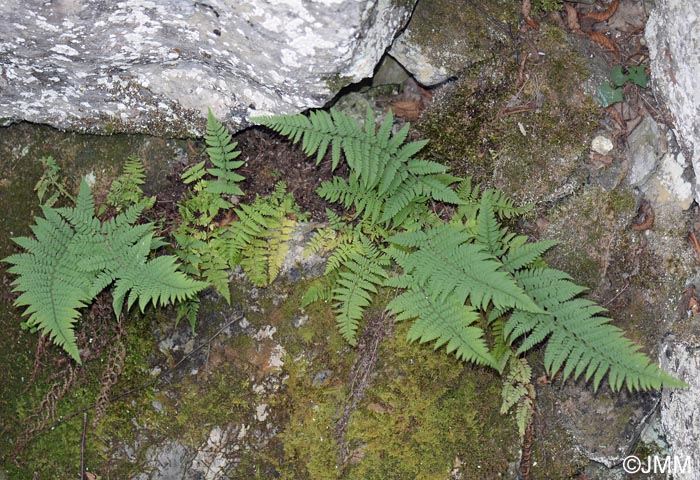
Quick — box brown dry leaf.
[389,100,425,121]
[588,31,618,53]
[86,473,97,480]
[584,0,620,22]
[589,151,613,169]
[565,4,581,32]
[522,0,540,30]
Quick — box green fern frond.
[500,357,535,438]
[4,178,207,363]
[256,107,463,230]
[331,239,389,345]
[204,109,245,196]
[507,267,685,391]
[225,183,299,286]
[182,160,207,185]
[301,276,335,307]
[389,224,541,313]
[105,156,149,212]
[502,237,558,272]
[387,288,495,367]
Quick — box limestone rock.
[625,116,693,231]
[0,0,415,136]
[660,327,700,480]
[646,1,700,203]
[390,0,516,86]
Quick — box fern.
[175,113,247,301]
[500,357,535,438]
[224,182,300,287]
[34,156,74,206]
[204,109,245,196]
[104,156,150,213]
[4,179,207,363]
[387,192,684,392]
[257,108,682,397]
[331,236,389,344]
[255,108,463,229]
[506,267,684,391]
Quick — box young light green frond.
[303,227,337,258]
[475,196,509,257]
[105,156,148,212]
[204,111,245,196]
[387,289,495,367]
[332,247,389,345]
[224,184,299,286]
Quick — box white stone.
[591,135,614,155]
[0,0,415,135]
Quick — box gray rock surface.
[646,0,700,203]
[625,116,693,231]
[389,0,515,86]
[660,333,700,480]
[0,0,415,136]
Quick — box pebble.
[591,135,614,155]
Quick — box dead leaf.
[565,4,581,32]
[522,0,540,30]
[584,0,620,22]
[589,31,618,53]
[389,100,425,121]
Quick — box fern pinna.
[4,179,207,363]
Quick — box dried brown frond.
[522,0,540,30]
[93,320,128,426]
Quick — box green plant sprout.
[599,65,648,107]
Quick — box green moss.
[324,74,356,93]
[343,322,519,479]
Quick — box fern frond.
[225,183,299,286]
[500,357,535,438]
[112,255,207,319]
[204,110,245,196]
[301,276,335,307]
[390,224,541,313]
[331,241,389,345]
[502,237,558,272]
[5,207,95,362]
[387,289,496,367]
[475,196,509,257]
[105,156,149,212]
[508,267,685,391]
[4,178,207,363]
